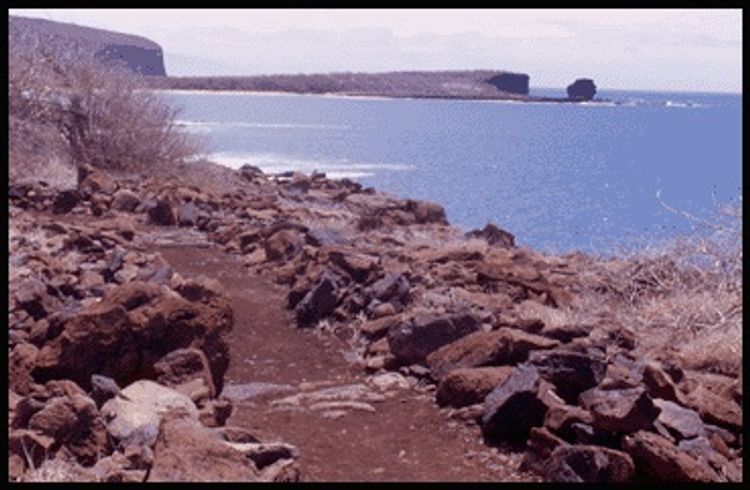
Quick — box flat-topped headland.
[146,70,602,103]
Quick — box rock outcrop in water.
[566,79,597,101]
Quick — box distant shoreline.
[149,87,609,105]
[145,70,604,104]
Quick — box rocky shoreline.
[7,161,742,482]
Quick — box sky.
[9,8,743,93]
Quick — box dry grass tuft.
[578,201,742,375]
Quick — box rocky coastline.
[7,160,742,482]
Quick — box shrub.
[577,199,742,376]
[9,31,200,182]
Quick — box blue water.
[162,89,742,254]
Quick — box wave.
[175,119,350,131]
[206,151,415,180]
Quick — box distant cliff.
[9,15,166,76]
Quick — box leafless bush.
[9,32,200,181]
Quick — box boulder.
[294,272,340,327]
[677,437,742,482]
[52,190,81,214]
[101,380,199,448]
[153,348,216,399]
[8,429,55,473]
[15,277,59,321]
[148,410,260,481]
[78,164,117,196]
[91,451,148,482]
[622,430,720,481]
[465,223,515,248]
[359,316,400,340]
[566,78,597,101]
[642,361,682,402]
[329,248,378,283]
[405,199,447,224]
[387,310,481,365]
[544,403,594,441]
[264,229,304,261]
[475,258,571,307]
[90,374,123,407]
[653,398,705,440]
[521,426,568,473]
[199,398,234,427]
[540,323,592,343]
[681,383,742,432]
[27,392,108,465]
[544,445,635,482]
[427,328,559,380]
[579,386,660,434]
[366,273,410,306]
[9,343,39,395]
[177,202,199,227]
[148,199,175,226]
[481,365,548,443]
[33,279,233,394]
[436,366,514,408]
[528,349,607,404]
[111,189,141,212]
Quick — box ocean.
[162,89,742,255]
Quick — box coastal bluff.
[9,15,166,76]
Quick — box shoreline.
[149,87,608,105]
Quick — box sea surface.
[162,89,742,254]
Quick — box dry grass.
[577,201,742,375]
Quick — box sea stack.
[566,79,597,101]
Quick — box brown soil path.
[159,243,537,482]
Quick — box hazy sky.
[10,8,742,93]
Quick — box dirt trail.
[158,243,536,482]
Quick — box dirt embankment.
[7,161,742,482]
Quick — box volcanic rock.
[481,365,548,443]
[579,386,661,434]
[544,445,634,482]
[27,391,108,465]
[387,310,481,365]
[33,279,233,393]
[465,223,515,248]
[52,190,81,214]
[148,198,175,226]
[528,349,607,404]
[653,398,705,440]
[178,201,199,227]
[295,272,340,327]
[90,374,124,407]
[111,189,141,212]
[264,229,304,261]
[148,410,260,481]
[101,380,199,448]
[153,348,216,399]
[436,366,514,408]
[622,430,720,481]
[427,328,559,380]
